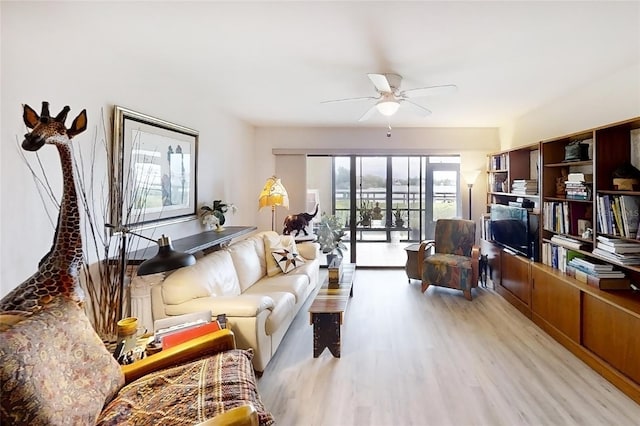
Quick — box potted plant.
[316,213,347,265]
[394,205,405,228]
[199,200,237,231]
[357,200,373,227]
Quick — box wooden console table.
[126,226,256,264]
[308,263,356,358]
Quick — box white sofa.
[150,231,320,372]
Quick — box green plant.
[358,200,373,226]
[316,213,347,257]
[200,200,236,227]
[394,205,405,222]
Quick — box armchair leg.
[421,281,430,293]
[463,289,472,301]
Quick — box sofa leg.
[464,289,472,301]
[421,281,430,293]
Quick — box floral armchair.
[0,297,273,425]
[418,218,480,300]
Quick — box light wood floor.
[257,269,640,426]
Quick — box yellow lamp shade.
[258,176,289,210]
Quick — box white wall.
[501,62,640,148]
[255,126,498,230]
[0,4,256,297]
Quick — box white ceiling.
[60,1,640,128]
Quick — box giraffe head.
[22,102,87,151]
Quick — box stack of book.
[593,236,640,265]
[550,234,584,250]
[511,179,538,195]
[566,257,630,290]
[564,173,592,200]
[153,310,224,350]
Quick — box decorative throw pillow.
[271,247,306,274]
[0,297,124,425]
[263,233,302,276]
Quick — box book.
[565,264,624,279]
[619,195,640,238]
[595,235,639,245]
[567,173,593,182]
[592,248,640,265]
[551,235,584,250]
[596,241,640,254]
[568,257,613,271]
[161,320,221,350]
[565,265,630,290]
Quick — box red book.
[161,321,221,350]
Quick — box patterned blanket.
[97,348,274,425]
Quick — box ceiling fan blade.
[320,96,378,104]
[400,99,432,117]
[358,104,379,122]
[367,73,392,93]
[402,84,458,99]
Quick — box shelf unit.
[540,118,640,284]
[486,144,540,209]
[484,117,640,404]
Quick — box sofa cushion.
[162,250,241,305]
[296,241,319,260]
[286,257,318,286]
[97,348,274,425]
[227,238,266,292]
[164,295,275,318]
[245,274,309,304]
[263,232,301,277]
[0,297,124,425]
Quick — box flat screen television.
[490,204,537,259]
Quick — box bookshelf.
[486,117,640,404]
[540,118,640,284]
[486,144,540,210]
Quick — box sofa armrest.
[194,404,258,426]
[297,241,320,260]
[121,328,236,384]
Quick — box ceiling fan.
[322,73,457,121]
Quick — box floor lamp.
[463,170,481,220]
[258,176,289,231]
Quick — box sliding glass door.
[307,154,460,267]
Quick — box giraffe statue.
[0,102,87,328]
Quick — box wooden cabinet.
[582,293,640,384]
[496,249,531,317]
[531,264,580,342]
[527,263,640,403]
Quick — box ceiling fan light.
[376,100,400,116]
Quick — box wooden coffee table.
[308,263,356,358]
